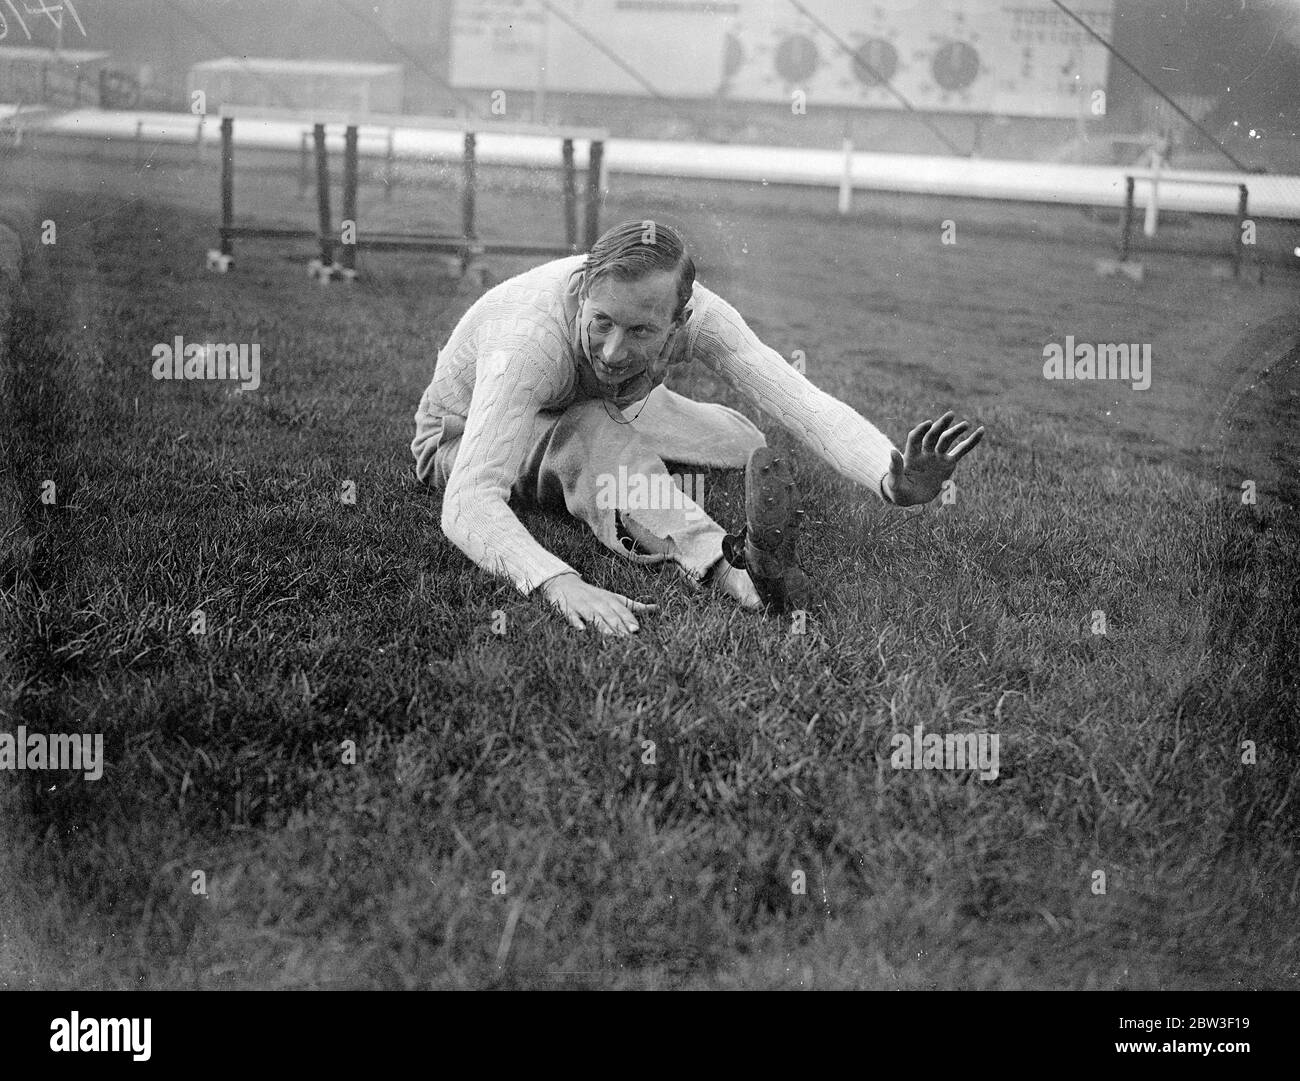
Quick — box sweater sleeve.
[439,336,578,595]
[688,288,899,499]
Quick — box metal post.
[298,131,309,199]
[135,120,143,170]
[1235,184,1248,280]
[1143,143,1163,238]
[342,125,358,273]
[584,139,604,250]
[535,3,549,123]
[220,117,234,256]
[1120,175,1135,263]
[194,115,204,167]
[838,137,853,215]
[462,131,477,273]
[385,127,395,202]
[313,123,334,266]
[562,138,577,252]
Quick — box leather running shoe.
[721,447,811,614]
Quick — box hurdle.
[208,106,608,281]
[1096,172,1252,283]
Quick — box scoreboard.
[722,0,1114,117]
[450,0,1114,118]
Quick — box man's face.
[578,270,684,390]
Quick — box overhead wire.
[1049,0,1258,173]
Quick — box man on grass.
[412,220,983,636]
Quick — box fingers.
[578,603,631,636]
[921,410,955,453]
[913,413,983,459]
[595,613,634,636]
[554,596,587,632]
[905,420,931,457]
[550,582,658,635]
[598,593,655,635]
[949,426,986,459]
[547,590,598,634]
[934,420,970,455]
[610,605,639,634]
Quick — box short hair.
[580,219,695,322]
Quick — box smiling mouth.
[595,359,639,381]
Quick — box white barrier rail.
[5,105,1299,220]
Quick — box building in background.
[187,57,404,114]
[0,0,1295,168]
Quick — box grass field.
[1,151,1298,989]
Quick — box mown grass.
[1,170,1298,989]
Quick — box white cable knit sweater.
[412,255,899,596]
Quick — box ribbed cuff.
[531,569,581,597]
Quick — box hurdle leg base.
[457,242,492,291]
[1094,258,1144,283]
[1211,261,1261,284]
[206,249,233,273]
[456,262,495,294]
[434,253,463,277]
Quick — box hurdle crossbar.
[219,106,608,142]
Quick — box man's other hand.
[540,573,658,636]
[885,410,985,506]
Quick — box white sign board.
[450,0,1114,118]
[451,0,729,99]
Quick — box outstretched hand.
[885,410,985,507]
